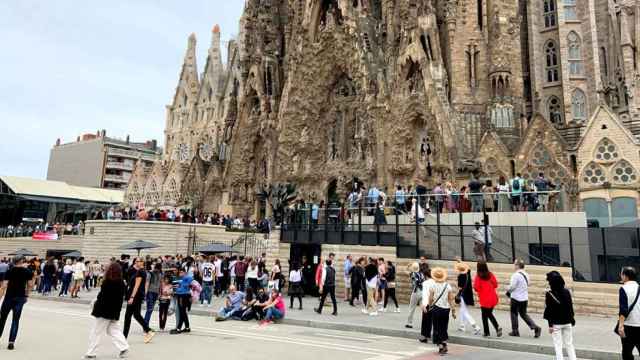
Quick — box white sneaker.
[394,308,401,313]
[379,307,386,312]
[369,311,379,316]
[361,309,368,314]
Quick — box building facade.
[126,0,640,224]
[47,131,161,190]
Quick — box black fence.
[191,229,271,260]
[280,221,640,284]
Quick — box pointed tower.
[171,33,200,108]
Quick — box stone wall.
[0,235,83,259]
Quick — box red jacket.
[473,272,499,308]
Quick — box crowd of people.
[0,222,84,238]
[0,252,638,359]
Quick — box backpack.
[512,178,521,191]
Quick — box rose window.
[612,160,637,184]
[595,138,618,162]
[582,162,606,185]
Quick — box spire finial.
[212,24,220,33]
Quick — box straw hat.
[409,262,419,272]
[431,267,448,283]
[454,261,470,273]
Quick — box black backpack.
[512,178,521,191]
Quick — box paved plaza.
[0,298,582,360]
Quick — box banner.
[32,231,58,241]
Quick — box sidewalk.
[33,293,622,360]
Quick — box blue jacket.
[175,274,193,295]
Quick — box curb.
[32,296,618,359]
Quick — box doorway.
[290,243,321,296]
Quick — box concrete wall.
[0,235,83,259]
[47,139,104,188]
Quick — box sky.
[0,0,244,179]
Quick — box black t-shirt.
[126,269,147,301]
[468,179,482,193]
[5,266,33,298]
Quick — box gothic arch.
[611,160,638,184]
[581,161,607,186]
[593,137,619,163]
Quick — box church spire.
[171,33,200,107]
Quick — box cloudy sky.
[0,0,244,179]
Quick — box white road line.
[29,306,431,357]
[311,332,390,342]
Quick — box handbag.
[615,285,640,336]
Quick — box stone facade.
[125,0,640,221]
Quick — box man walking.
[200,256,215,306]
[0,256,34,350]
[122,257,155,343]
[507,259,541,338]
[618,266,640,360]
[315,258,337,316]
[343,255,353,302]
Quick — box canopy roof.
[0,175,123,204]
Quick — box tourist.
[364,257,379,316]
[350,257,366,308]
[343,255,353,301]
[71,257,87,298]
[427,267,456,355]
[171,268,193,333]
[510,173,524,211]
[473,262,502,338]
[270,259,282,291]
[235,256,247,292]
[544,270,576,360]
[497,176,511,212]
[410,198,425,224]
[377,258,387,309]
[383,260,399,313]
[315,258,337,316]
[143,263,161,326]
[405,262,424,329]
[534,172,551,211]
[432,183,445,213]
[395,185,406,214]
[288,263,303,310]
[482,180,496,212]
[41,258,55,296]
[214,255,224,296]
[507,259,541,338]
[482,219,494,261]
[200,256,215,306]
[0,259,8,283]
[246,259,259,293]
[468,175,483,212]
[617,266,640,360]
[471,222,486,262]
[216,285,245,321]
[58,259,73,296]
[123,258,155,342]
[83,262,129,359]
[260,288,286,325]
[419,267,434,343]
[0,256,34,350]
[158,276,173,332]
[455,261,481,335]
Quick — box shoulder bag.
[615,284,640,336]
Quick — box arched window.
[547,96,563,124]
[572,89,587,120]
[545,41,559,82]
[567,32,583,76]
[543,0,557,28]
[563,0,577,20]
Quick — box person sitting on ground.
[260,288,286,326]
[216,285,245,321]
[239,287,258,321]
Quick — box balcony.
[103,174,131,183]
[107,147,158,162]
[106,161,134,171]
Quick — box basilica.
[125,0,640,224]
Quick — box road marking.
[29,306,432,357]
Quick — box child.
[158,276,173,331]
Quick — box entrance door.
[290,243,321,296]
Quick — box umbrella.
[119,240,160,256]
[8,248,38,257]
[197,243,238,254]
[62,250,82,258]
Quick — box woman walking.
[170,268,193,334]
[83,263,129,359]
[420,267,435,343]
[544,271,576,360]
[473,262,502,337]
[405,262,424,329]
[383,260,399,313]
[58,259,73,297]
[288,263,303,310]
[427,267,457,355]
[455,262,481,335]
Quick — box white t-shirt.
[421,278,436,306]
[229,260,237,277]
[201,262,215,282]
[63,264,73,274]
[429,282,452,309]
[214,259,223,278]
[366,275,378,289]
[289,270,302,283]
[73,262,86,280]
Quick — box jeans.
[621,325,640,360]
[0,296,27,343]
[317,285,337,314]
[480,307,500,336]
[176,294,191,330]
[384,288,398,309]
[123,301,150,338]
[42,275,53,294]
[144,292,158,326]
[59,273,71,296]
[201,281,214,304]
[509,299,538,333]
[265,307,283,321]
[218,306,240,320]
[470,195,483,212]
[158,301,169,330]
[235,276,245,292]
[484,242,492,261]
[551,324,576,360]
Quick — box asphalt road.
[0,299,575,360]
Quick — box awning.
[0,175,123,205]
